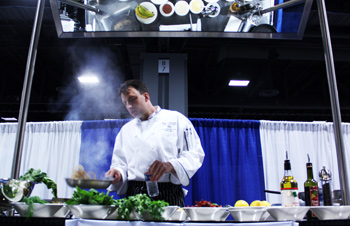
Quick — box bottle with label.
[280,151,299,207]
[144,174,159,197]
[304,154,319,220]
[319,166,333,206]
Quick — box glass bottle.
[304,154,319,220]
[319,166,333,206]
[280,151,299,207]
[144,174,159,197]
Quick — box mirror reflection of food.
[113,19,132,31]
[71,165,96,180]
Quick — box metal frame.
[49,0,313,40]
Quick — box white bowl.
[189,0,204,14]
[160,2,175,17]
[175,1,189,16]
[310,206,350,220]
[184,207,229,221]
[67,204,117,219]
[267,206,309,221]
[12,202,70,218]
[228,207,267,222]
[168,208,188,221]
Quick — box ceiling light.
[1,117,17,121]
[78,76,99,84]
[228,80,250,87]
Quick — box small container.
[160,2,175,17]
[145,174,159,197]
[189,0,204,14]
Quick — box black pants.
[126,181,185,207]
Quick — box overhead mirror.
[50,0,313,39]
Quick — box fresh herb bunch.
[65,187,117,205]
[116,194,169,221]
[19,168,58,198]
[22,196,49,218]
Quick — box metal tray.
[65,178,113,189]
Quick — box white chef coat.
[108,106,205,195]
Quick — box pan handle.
[264,189,281,194]
[261,0,306,14]
[58,0,105,15]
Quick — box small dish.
[135,2,158,24]
[168,208,188,221]
[310,206,350,220]
[183,207,229,221]
[228,207,267,222]
[267,206,309,221]
[189,0,204,14]
[175,1,189,16]
[205,2,220,17]
[160,2,175,17]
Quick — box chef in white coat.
[106,79,205,206]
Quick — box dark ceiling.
[1,0,350,123]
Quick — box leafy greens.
[65,187,117,205]
[19,168,58,199]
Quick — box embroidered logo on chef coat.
[162,122,176,133]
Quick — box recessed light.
[78,76,99,84]
[1,117,17,121]
[228,80,250,87]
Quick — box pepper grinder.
[319,166,333,206]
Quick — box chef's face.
[121,87,148,119]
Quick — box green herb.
[116,194,169,221]
[65,187,117,205]
[19,168,58,199]
[22,196,49,218]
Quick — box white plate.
[183,207,229,221]
[189,0,204,14]
[67,204,117,219]
[151,0,167,5]
[267,206,309,221]
[135,2,158,24]
[175,1,189,16]
[206,2,220,17]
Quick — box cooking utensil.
[65,178,113,189]
[0,178,35,203]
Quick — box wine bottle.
[304,154,319,220]
[280,151,299,207]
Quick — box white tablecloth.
[66,220,299,226]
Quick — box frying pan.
[59,0,139,31]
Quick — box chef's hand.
[105,169,122,184]
[146,160,175,182]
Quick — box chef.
[106,79,205,206]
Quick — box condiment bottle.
[304,154,319,220]
[319,166,333,206]
[145,174,159,197]
[280,151,299,207]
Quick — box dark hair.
[118,79,149,96]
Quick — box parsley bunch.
[65,187,117,205]
[22,196,49,218]
[116,194,169,221]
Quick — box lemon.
[250,200,262,206]
[261,201,271,207]
[234,200,249,207]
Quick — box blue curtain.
[79,118,266,206]
[186,119,265,207]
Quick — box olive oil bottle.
[304,154,319,220]
[280,151,299,207]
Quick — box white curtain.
[260,120,350,205]
[0,121,82,199]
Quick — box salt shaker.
[319,166,333,206]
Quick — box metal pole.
[316,0,349,205]
[11,0,46,179]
